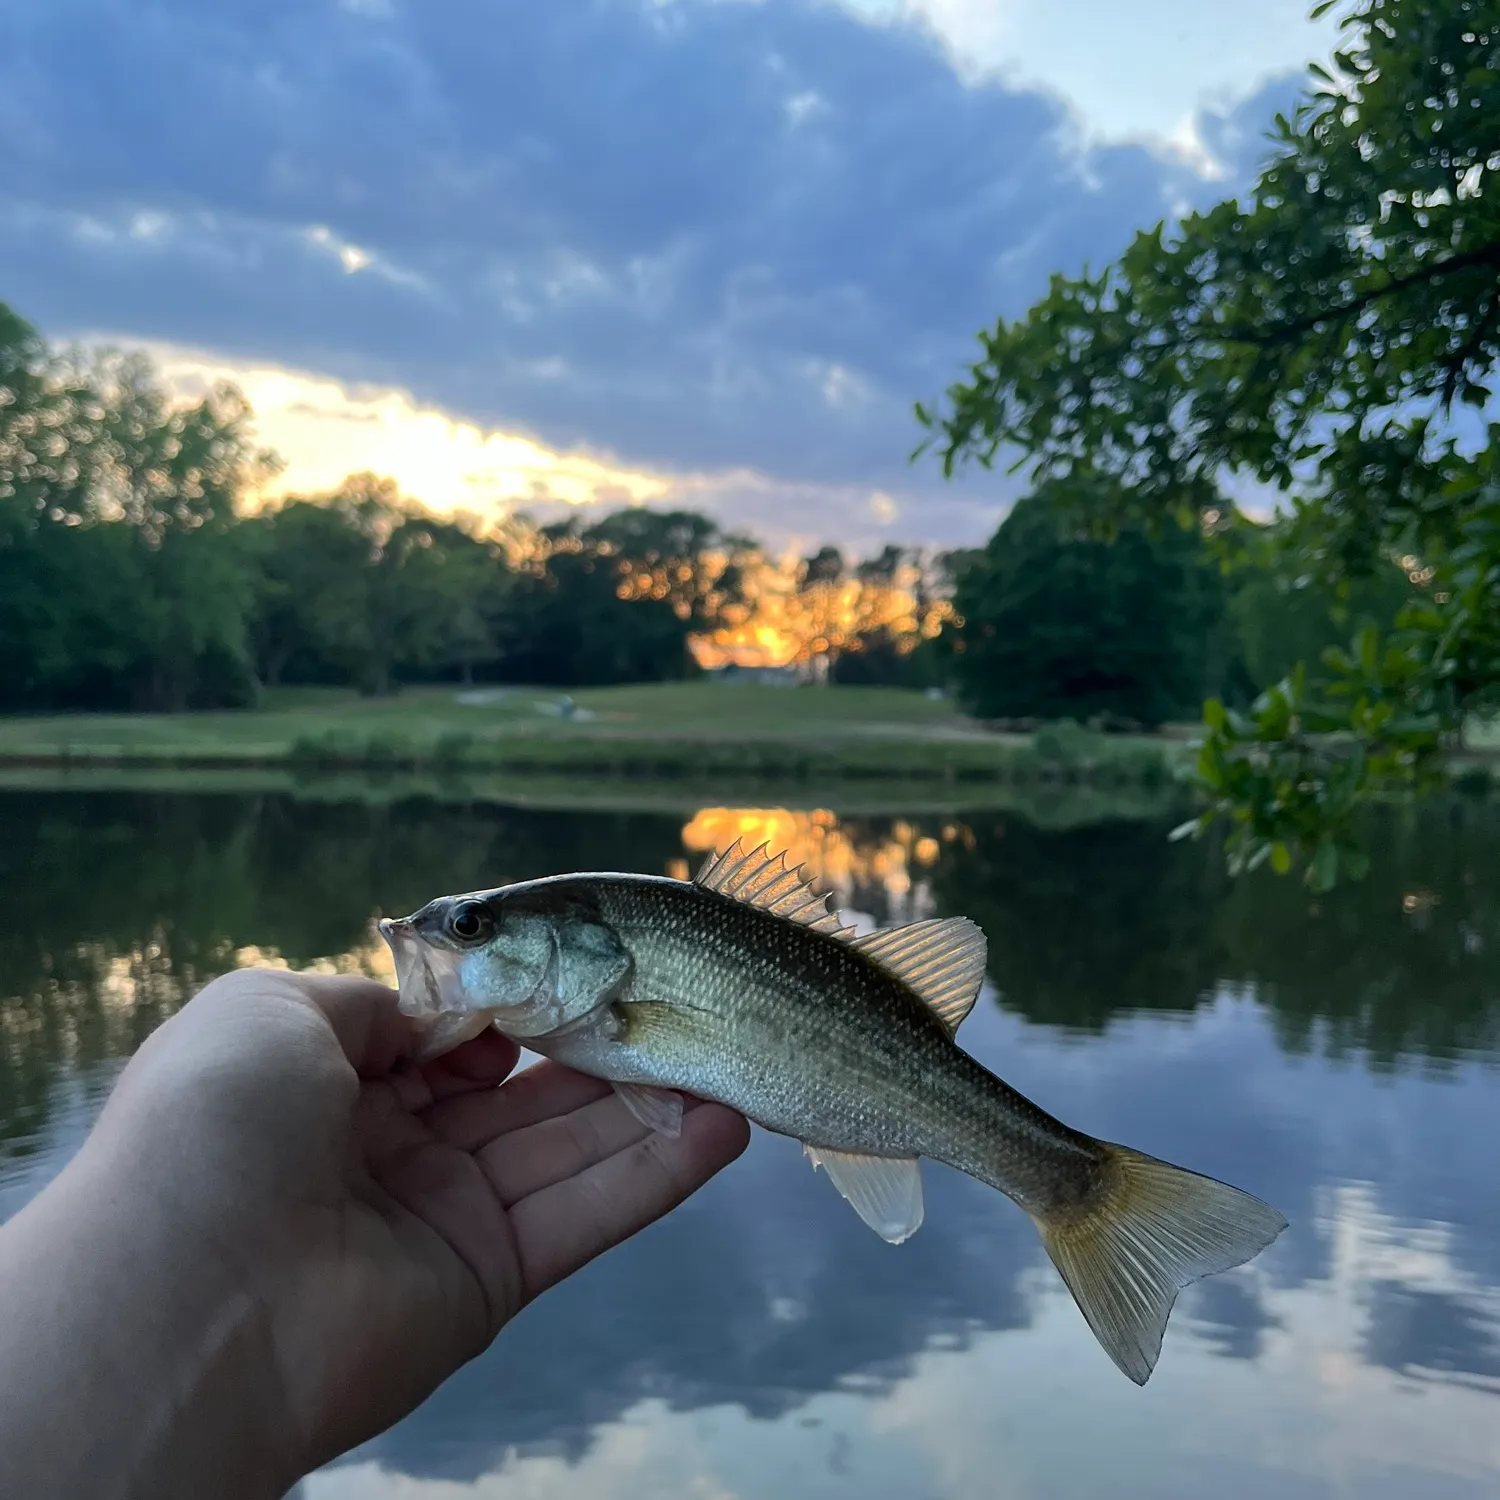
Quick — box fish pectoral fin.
[804,1146,924,1244]
[612,1082,684,1138]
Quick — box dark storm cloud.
[0,0,1295,498]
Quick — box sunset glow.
[149,347,679,518]
[689,551,953,670]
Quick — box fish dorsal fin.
[694,840,854,937]
[849,917,987,1036]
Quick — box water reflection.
[2,788,1498,1498]
[680,807,948,924]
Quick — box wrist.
[0,1129,300,1500]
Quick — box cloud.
[0,0,1300,545]
[136,340,997,553]
[147,343,679,515]
[835,0,1337,146]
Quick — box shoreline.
[0,684,1490,806]
[0,732,1190,791]
[0,758,1195,826]
[0,683,1192,786]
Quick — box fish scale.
[381,839,1288,1386]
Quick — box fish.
[378,839,1287,1385]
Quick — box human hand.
[0,967,748,1499]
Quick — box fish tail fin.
[1033,1144,1287,1385]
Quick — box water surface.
[2,788,1497,1498]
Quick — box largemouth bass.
[379,840,1286,1384]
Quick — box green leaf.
[1310,840,1339,894]
[1270,841,1293,875]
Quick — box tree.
[582,507,752,633]
[499,539,696,685]
[490,507,752,686]
[249,475,511,697]
[87,352,271,709]
[243,499,373,688]
[410,515,511,686]
[1229,564,1416,697]
[0,306,122,709]
[378,511,509,689]
[0,308,271,710]
[0,303,103,520]
[948,487,1228,726]
[830,546,951,687]
[915,0,1500,887]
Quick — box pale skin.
[0,968,750,1500]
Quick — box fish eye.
[447,901,492,944]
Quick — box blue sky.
[0,0,1337,550]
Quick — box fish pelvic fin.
[694,839,855,938]
[848,918,987,1036]
[612,1081,684,1138]
[1035,1145,1287,1386]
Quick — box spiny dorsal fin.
[849,917,987,1036]
[694,839,854,937]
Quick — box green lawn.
[4,683,1491,805]
[0,682,1187,787]
[0,683,975,756]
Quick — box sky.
[0,0,1340,553]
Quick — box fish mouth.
[376,912,570,1041]
[379,915,467,1020]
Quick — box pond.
[2,787,1498,1499]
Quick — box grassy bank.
[0,683,1189,790]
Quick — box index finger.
[508,1102,750,1302]
[282,971,422,1077]
[287,973,522,1092]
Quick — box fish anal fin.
[694,839,855,938]
[804,1145,924,1244]
[612,1081,684,1138]
[849,918,988,1035]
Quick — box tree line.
[2,292,1415,725]
[0,302,958,712]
